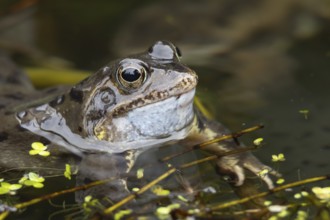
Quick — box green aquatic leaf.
[64,164,72,180]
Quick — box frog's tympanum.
[14,41,276,189]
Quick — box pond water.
[1,0,330,219]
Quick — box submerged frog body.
[15,41,276,188]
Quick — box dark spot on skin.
[126,98,144,109]
[86,110,104,121]
[195,114,205,131]
[148,46,153,54]
[69,87,84,103]
[49,95,65,107]
[4,93,23,100]
[0,132,8,142]
[175,46,182,57]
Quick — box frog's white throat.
[106,88,196,151]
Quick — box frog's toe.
[215,156,246,186]
[242,155,281,189]
[215,153,280,189]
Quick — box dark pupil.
[121,68,141,82]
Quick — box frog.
[11,41,278,191]
[0,41,277,196]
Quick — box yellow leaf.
[9,184,22,190]
[33,182,44,188]
[137,168,144,179]
[28,172,45,182]
[152,186,170,196]
[31,142,47,150]
[64,164,72,180]
[253,138,264,146]
[276,178,285,185]
[0,187,10,195]
[29,149,40,155]
[114,209,132,220]
[1,182,11,188]
[39,151,50,157]
[84,195,92,202]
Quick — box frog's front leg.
[185,111,279,189]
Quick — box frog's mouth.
[111,73,197,118]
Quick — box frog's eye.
[117,66,146,90]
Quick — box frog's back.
[0,53,76,171]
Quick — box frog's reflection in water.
[75,146,201,212]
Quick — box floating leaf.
[253,137,264,146]
[8,184,22,190]
[20,172,45,188]
[0,182,22,195]
[32,182,44,188]
[28,172,45,182]
[299,109,309,119]
[276,178,285,185]
[0,187,10,195]
[38,151,50,156]
[312,186,330,200]
[296,210,308,220]
[64,164,72,180]
[84,195,92,203]
[137,168,144,179]
[272,153,285,162]
[31,142,47,150]
[152,185,170,196]
[156,204,180,219]
[29,142,50,157]
[177,195,188,202]
[114,209,132,220]
[264,200,272,206]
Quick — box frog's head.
[17,41,198,154]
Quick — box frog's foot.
[216,153,280,189]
